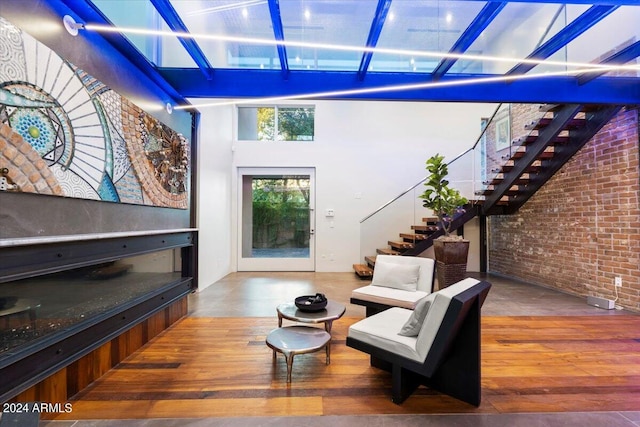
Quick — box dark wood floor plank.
[49,315,640,420]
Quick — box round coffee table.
[276,300,346,332]
[266,326,331,383]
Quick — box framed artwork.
[494,107,511,151]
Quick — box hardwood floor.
[31,272,639,425]
[51,313,640,420]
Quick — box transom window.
[238,106,315,142]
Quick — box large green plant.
[418,153,468,237]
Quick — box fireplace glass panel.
[0,249,183,356]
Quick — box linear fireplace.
[0,229,197,403]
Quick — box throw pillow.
[398,293,436,337]
[370,261,420,291]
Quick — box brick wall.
[483,104,549,179]
[489,108,640,312]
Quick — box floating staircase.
[480,103,621,215]
[353,217,440,277]
[354,103,622,278]
[353,207,479,277]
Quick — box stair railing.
[359,104,499,262]
[359,4,575,262]
[358,102,553,261]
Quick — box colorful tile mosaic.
[0,17,189,209]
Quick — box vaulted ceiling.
[61,0,640,106]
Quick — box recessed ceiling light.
[388,12,395,22]
[446,13,453,24]
[304,9,311,20]
[242,8,248,18]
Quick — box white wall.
[195,104,234,290]
[195,99,496,285]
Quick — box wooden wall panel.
[67,343,113,397]
[12,384,36,403]
[36,370,67,404]
[146,310,168,341]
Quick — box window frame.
[236,104,316,142]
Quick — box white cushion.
[351,256,436,310]
[371,260,420,291]
[349,277,481,363]
[348,307,422,361]
[398,293,436,337]
[352,285,428,309]
[373,255,435,293]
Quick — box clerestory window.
[237,106,315,142]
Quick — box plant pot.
[433,239,470,289]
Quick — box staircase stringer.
[503,104,623,214]
[354,104,624,278]
[481,104,584,215]
[402,204,480,257]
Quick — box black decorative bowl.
[295,294,328,312]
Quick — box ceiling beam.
[459,0,638,4]
[432,2,506,79]
[158,68,640,104]
[267,0,289,79]
[149,0,213,80]
[506,5,618,76]
[358,0,393,81]
[577,40,640,85]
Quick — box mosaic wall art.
[0,17,189,209]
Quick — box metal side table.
[266,325,331,383]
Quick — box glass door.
[238,168,315,271]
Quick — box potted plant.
[418,153,469,289]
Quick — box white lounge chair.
[346,277,491,406]
[350,255,436,317]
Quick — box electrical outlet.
[615,277,622,287]
[0,177,7,191]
